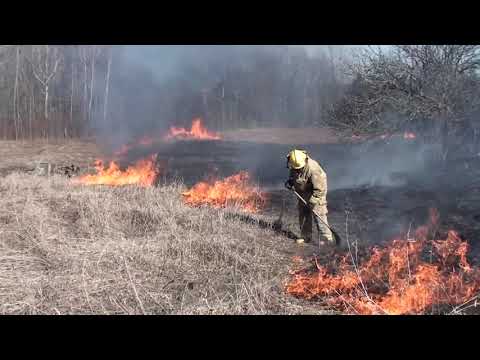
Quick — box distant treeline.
[0,45,351,140]
[2,45,478,155]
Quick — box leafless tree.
[28,45,62,139]
[13,46,20,140]
[103,47,112,125]
[88,45,100,125]
[328,45,480,155]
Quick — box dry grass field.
[0,139,335,315]
[0,139,100,177]
[3,131,477,315]
[0,173,333,314]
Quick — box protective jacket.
[288,158,328,209]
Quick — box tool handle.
[292,190,326,224]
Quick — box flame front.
[182,171,266,213]
[73,155,159,187]
[286,209,480,315]
[164,118,222,141]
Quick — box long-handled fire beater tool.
[288,189,342,247]
[272,196,286,231]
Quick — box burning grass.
[72,155,159,187]
[182,171,267,214]
[0,172,307,315]
[164,118,222,141]
[110,119,220,160]
[286,209,480,315]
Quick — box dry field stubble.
[0,172,324,315]
[0,139,100,176]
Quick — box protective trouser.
[298,202,334,244]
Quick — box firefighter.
[285,149,334,246]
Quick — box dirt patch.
[0,140,101,178]
[222,127,340,145]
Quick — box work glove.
[284,179,294,190]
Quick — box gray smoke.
[99,46,276,135]
[95,46,438,194]
[325,139,440,191]
[96,45,353,152]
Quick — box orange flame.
[182,171,266,213]
[164,118,222,141]
[286,209,480,315]
[73,155,159,187]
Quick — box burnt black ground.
[114,138,480,262]
[4,137,478,261]
[115,137,430,187]
[2,138,478,314]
